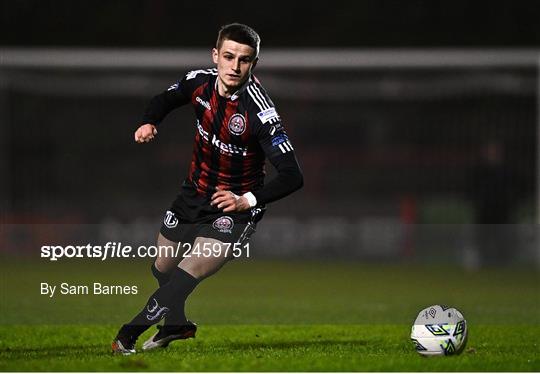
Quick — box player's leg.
[151,233,181,286]
[155,236,235,328]
[152,232,195,332]
[154,236,235,328]
[113,213,259,354]
[112,210,193,354]
[179,236,235,279]
[141,236,235,350]
[164,215,260,328]
[112,260,200,354]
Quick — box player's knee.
[151,262,171,286]
[154,257,170,273]
[154,233,181,273]
[179,262,203,279]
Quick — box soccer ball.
[410,304,467,356]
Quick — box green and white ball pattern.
[411,305,467,356]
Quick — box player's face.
[213,39,258,95]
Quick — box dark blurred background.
[2,0,540,47]
[1,0,539,267]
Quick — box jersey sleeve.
[141,70,203,126]
[252,107,304,205]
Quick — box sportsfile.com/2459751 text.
[40,242,250,261]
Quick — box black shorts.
[159,181,265,245]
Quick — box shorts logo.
[164,210,178,228]
[212,216,234,233]
[228,114,246,136]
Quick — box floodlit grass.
[0,324,538,371]
[0,258,538,371]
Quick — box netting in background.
[0,49,538,265]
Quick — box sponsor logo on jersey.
[164,210,178,228]
[257,107,280,124]
[211,134,248,156]
[196,96,211,111]
[196,120,248,156]
[212,216,234,234]
[167,83,179,91]
[228,114,246,135]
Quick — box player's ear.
[251,57,259,70]
[212,48,219,64]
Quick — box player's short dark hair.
[216,23,260,56]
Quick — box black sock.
[151,263,171,287]
[152,263,188,328]
[119,268,199,339]
[164,269,199,328]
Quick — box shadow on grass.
[0,344,112,360]
[0,338,371,363]
[227,338,368,350]
[143,337,372,356]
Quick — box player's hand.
[134,124,158,143]
[211,188,250,212]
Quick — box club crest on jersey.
[164,210,178,228]
[212,216,234,233]
[228,114,246,136]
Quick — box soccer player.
[112,23,303,354]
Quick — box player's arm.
[135,79,192,143]
[210,148,303,212]
[251,126,304,205]
[211,118,303,212]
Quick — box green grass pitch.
[0,258,538,371]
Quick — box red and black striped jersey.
[142,68,302,205]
